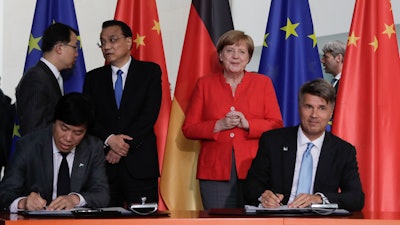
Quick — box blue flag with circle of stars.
[9,0,86,161]
[258,0,323,127]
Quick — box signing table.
[1,210,400,225]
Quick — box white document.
[244,205,310,213]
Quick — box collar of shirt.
[297,126,325,151]
[332,73,341,86]
[40,57,62,82]
[111,57,132,87]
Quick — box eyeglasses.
[63,43,78,52]
[97,36,125,48]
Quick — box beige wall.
[1,0,399,101]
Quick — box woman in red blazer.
[182,30,283,209]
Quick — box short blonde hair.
[216,30,254,62]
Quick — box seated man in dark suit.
[0,93,109,212]
[244,78,364,211]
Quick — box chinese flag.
[160,0,233,210]
[114,0,172,210]
[332,0,400,212]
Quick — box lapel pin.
[283,146,288,151]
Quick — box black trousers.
[199,151,245,209]
[106,161,158,207]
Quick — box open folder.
[19,207,169,217]
[244,205,351,216]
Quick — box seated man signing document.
[0,93,109,212]
[244,79,364,211]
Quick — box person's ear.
[336,54,343,63]
[55,43,63,55]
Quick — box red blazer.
[182,71,283,180]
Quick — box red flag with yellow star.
[332,0,400,212]
[114,0,172,210]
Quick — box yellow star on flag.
[307,33,317,48]
[263,33,269,47]
[382,23,395,39]
[347,31,360,47]
[369,36,378,52]
[28,34,42,54]
[152,20,161,35]
[13,124,20,138]
[133,33,146,49]
[77,35,82,49]
[280,18,299,40]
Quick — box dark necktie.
[115,69,123,108]
[57,152,70,196]
[296,142,314,195]
[331,78,337,86]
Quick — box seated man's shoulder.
[262,126,295,137]
[80,134,103,147]
[327,132,356,151]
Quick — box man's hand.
[47,194,80,210]
[19,192,47,210]
[107,134,133,156]
[106,149,122,164]
[259,190,284,208]
[288,193,322,208]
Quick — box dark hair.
[102,20,132,38]
[41,23,78,53]
[216,30,255,62]
[298,78,336,106]
[54,93,94,127]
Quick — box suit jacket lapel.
[314,133,335,190]
[70,140,88,192]
[119,57,136,109]
[282,127,299,195]
[38,61,63,96]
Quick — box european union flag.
[24,0,86,92]
[9,0,86,161]
[258,0,323,127]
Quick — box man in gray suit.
[0,93,109,212]
[16,22,79,136]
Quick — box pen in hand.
[37,192,47,210]
[273,192,283,206]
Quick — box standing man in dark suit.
[0,88,14,169]
[0,93,109,212]
[244,79,364,211]
[16,22,79,136]
[83,20,161,207]
[321,40,346,94]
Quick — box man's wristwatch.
[315,192,330,204]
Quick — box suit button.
[230,106,235,111]
[230,132,235,138]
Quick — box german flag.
[160,0,233,210]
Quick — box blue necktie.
[115,69,123,108]
[296,142,314,195]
